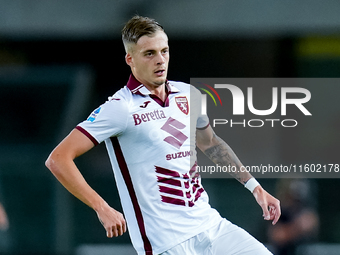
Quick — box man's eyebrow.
[142,49,156,54]
[142,47,169,53]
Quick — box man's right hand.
[96,203,126,237]
[46,129,127,238]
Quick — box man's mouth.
[155,69,166,76]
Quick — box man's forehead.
[136,31,168,48]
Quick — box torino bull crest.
[175,96,189,115]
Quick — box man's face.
[126,31,169,89]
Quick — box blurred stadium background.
[0,1,340,254]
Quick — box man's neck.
[145,83,167,102]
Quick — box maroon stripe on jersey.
[157,177,181,187]
[126,74,142,91]
[195,188,205,202]
[127,74,178,108]
[110,137,153,255]
[150,94,170,107]
[159,186,183,197]
[189,163,200,179]
[197,123,210,130]
[75,126,99,146]
[189,163,197,175]
[161,195,185,206]
[155,166,180,177]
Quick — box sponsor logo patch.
[140,101,151,108]
[87,107,101,122]
[133,110,166,125]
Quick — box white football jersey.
[77,75,222,255]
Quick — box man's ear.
[125,53,133,67]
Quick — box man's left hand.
[252,186,281,225]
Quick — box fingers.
[271,201,281,225]
[106,228,113,238]
[105,217,126,238]
[122,219,127,233]
[97,207,127,238]
[262,204,271,221]
[262,201,281,225]
[116,213,127,236]
[254,187,281,225]
[116,221,125,236]
[253,186,281,225]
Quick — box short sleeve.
[76,98,129,145]
[190,85,210,129]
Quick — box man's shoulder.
[168,80,189,88]
[107,86,131,103]
[168,80,199,94]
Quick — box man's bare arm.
[196,125,281,225]
[45,129,126,237]
[196,125,252,184]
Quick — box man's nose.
[155,52,165,65]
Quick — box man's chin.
[153,78,167,86]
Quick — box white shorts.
[160,218,272,255]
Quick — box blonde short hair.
[122,15,164,53]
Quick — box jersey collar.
[126,74,180,95]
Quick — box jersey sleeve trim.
[196,123,210,130]
[75,126,99,146]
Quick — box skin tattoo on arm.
[203,134,252,184]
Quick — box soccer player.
[46,15,280,255]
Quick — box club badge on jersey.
[175,96,189,115]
